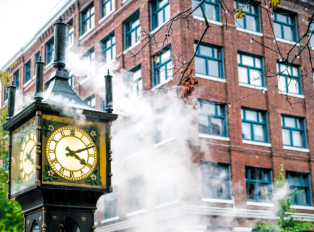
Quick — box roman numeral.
[52,139,58,143]
[59,167,64,174]
[86,144,93,147]
[60,131,65,137]
[51,159,57,165]
[49,149,54,153]
[86,163,92,169]
[88,153,94,158]
[70,130,75,136]
[80,170,85,176]
[70,171,74,178]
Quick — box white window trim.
[196,73,226,83]
[150,20,170,35]
[243,140,271,147]
[291,205,314,210]
[202,198,233,204]
[99,9,115,24]
[126,209,146,217]
[199,134,230,141]
[154,137,175,148]
[151,78,173,91]
[236,27,263,37]
[233,227,252,232]
[4,99,8,105]
[122,0,128,3]
[79,26,96,41]
[193,16,223,27]
[283,146,309,153]
[101,216,119,224]
[80,73,96,85]
[66,44,74,50]
[123,40,141,55]
[94,222,97,226]
[156,200,178,208]
[45,61,53,70]
[275,38,300,46]
[239,83,266,91]
[32,75,36,80]
[23,79,32,88]
[100,59,116,70]
[279,92,305,99]
[247,201,274,207]
[125,150,144,160]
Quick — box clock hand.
[73,146,95,154]
[65,146,87,165]
[24,153,34,165]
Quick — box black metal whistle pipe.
[105,70,113,113]
[53,16,67,70]
[6,81,16,120]
[34,55,45,102]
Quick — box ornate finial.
[39,55,42,62]
[58,16,63,23]
[11,80,14,86]
[107,69,110,75]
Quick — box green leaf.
[44,176,50,180]
[86,178,91,182]
[44,171,47,175]
[44,121,48,126]
[93,137,97,142]
[43,126,48,130]
[86,128,91,133]
[50,177,53,181]
[94,170,98,175]
[96,176,100,179]
[96,180,100,184]
[53,175,58,179]
[91,180,95,185]
[45,165,49,171]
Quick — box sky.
[0,0,62,69]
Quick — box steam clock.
[3,17,118,232]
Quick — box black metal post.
[53,16,67,70]
[105,70,113,113]
[6,81,16,120]
[34,55,45,102]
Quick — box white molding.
[150,20,170,35]
[242,140,271,147]
[247,201,274,207]
[122,0,129,3]
[196,74,226,83]
[202,198,234,204]
[98,10,115,24]
[193,16,223,26]
[233,228,252,232]
[199,134,230,141]
[125,150,144,160]
[23,80,32,88]
[79,26,96,41]
[275,38,300,46]
[45,61,53,70]
[156,201,178,209]
[32,75,36,80]
[239,83,266,91]
[80,75,95,85]
[123,40,141,55]
[236,27,263,37]
[151,78,173,91]
[279,92,305,99]
[291,205,314,210]
[153,137,175,148]
[126,209,146,217]
[283,146,309,153]
[101,216,119,224]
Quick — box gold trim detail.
[52,216,57,221]
[82,217,86,222]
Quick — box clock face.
[46,126,98,181]
[20,130,36,181]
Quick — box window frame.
[101,32,116,64]
[81,47,95,82]
[84,94,96,108]
[151,0,170,30]
[124,11,141,49]
[34,51,40,70]
[130,65,143,98]
[201,160,231,200]
[193,0,220,22]
[241,108,268,143]
[287,172,312,206]
[281,115,307,148]
[152,46,172,86]
[46,37,54,64]
[24,60,31,84]
[234,0,260,32]
[277,62,302,95]
[246,167,272,203]
[195,43,224,79]
[14,70,19,90]
[103,186,118,219]
[273,11,297,42]
[197,99,228,137]
[237,53,264,86]
[67,19,74,48]
[101,0,113,18]
[81,3,95,35]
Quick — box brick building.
[2,0,314,231]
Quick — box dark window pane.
[207,163,219,176]
[211,118,223,136]
[198,115,209,134]
[207,60,220,77]
[274,23,282,38]
[289,174,300,185]
[251,169,262,180]
[246,183,256,200]
[195,57,206,75]
[258,184,268,201]
[214,179,228,198]
[297,188,308,205]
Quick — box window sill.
[122,0,128,3]
[239,83,266,91]
[243,140,271,147]
[125,150,144,160]
[123,40,141,55]
[150,20,170,35]
[156,200,178,208]
[45,61,53,70]
[80,75,94,85]
[233,227,252,232]
[79,26,95,41]
[151,78,173,91]
[193,16,223,27]
[99,10,115,24]
[279,92,304,99]
[199,134,230,141]
[23,80,32,88]
[127,209,146,217]
[101,216,119,224]
[153,137,175,148]
[275,38,300,46]
[202,198,233,204]
[283,146,309,153]
[196,74,226,83]
[66,44,74,50]
[236,27,263,37]
[32,75,36,80]
[247,201,274,207]
[291,205,314,210]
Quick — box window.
[287,172,312,206]
[14,70,19,90]
[68,75,73,88]
[241,108,268,143]
[153,47,172,86]
[234,0,260,32]
[46,38,54,64]
[201,161,231,199]
[246,167,272,202]
[130,66,142,98]
[24,61,31,84]
[82,48,95,82]
[274,11,297,42]
[238,53,263,86]
[277,63,301,95]
[156,166,177,205]
[101,0,114,19]
[34,51,40,69]
[197,99,227,137]
[151,0,170,30]
[128,176,145,213]
[81,4,95,35]
[67,19,74,48]
[104,186,118,219]
[310,19,314,47]
[193,0,220,22]
[154,107,173,144]
[4,86,8,101]
[281,115,306,148]
[195,44,223,79]
[3,152,8,170]
[124,12,141,49]
[101,33,116,64]
[85,94,96,108]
